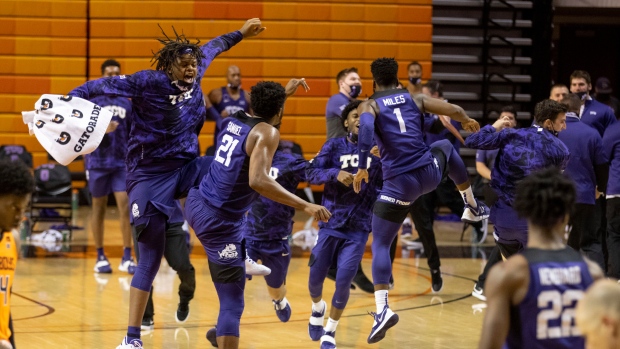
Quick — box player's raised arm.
[414,93,480,132]
[68,71,145,100]
[247,124,331,222]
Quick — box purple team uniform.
[325,93,351,140]
[466,125,570,251]
[68,30,243,295]
[504,247,593,349]
[581,97,616,137]
[85,95,132,197]
[244,146,307,289]
[209,87,250,146]
[185,111,268,337]
[306,136,382,308]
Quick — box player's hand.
[240,18,266,38]
[105,121,119,134]
[462,118,480,132]
[304,203,331,222]
[0,339,13,349]
[370,146,381,158]
[492,116,512,132]
[353,169,369,193]
[285,78,310,97]
[337,170,355,186]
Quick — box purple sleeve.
[289,155,308,182]
[198,31,244,77]
[357,112,375,170]
[68,72,145,100]
[306,141,341,184]
[476,149,487,163]
[465,125,509,150]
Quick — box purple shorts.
[377,161,442,205]
[87,167,127,197]
[185,188,244,268]
[127,156,213,227]
[309,229,369,271]
[246,238,291,288]
[491,199,528,246]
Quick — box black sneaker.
[431,269,443,293]
[352,270,375,294]
[472,282,486,301]
[141,317,154,332]
[206,327,218,347]
[176,302,190,323]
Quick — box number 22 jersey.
[505,247,593,349]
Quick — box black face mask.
[575,91,588,100]
[548,123,559,137]
[409,76,421,85]
[348,85,362,99]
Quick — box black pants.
[133,222,196,319]
[606,198,620,278]
[408,180,483,270]
[568,203,604,270]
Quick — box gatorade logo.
[71,109,83,118]
[41,99,53,110]
[56,132,71,145]
[35,120,46,129]
[52,114,64,124]
[59,95,73,102]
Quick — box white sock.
[324,318,339,333]
[375,290,388,313]
[312,299,325,314]
[402,217,412,226]
[459,187,477,208]
[275,297,289,310]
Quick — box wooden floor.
[14,207,493,348]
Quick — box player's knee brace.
[333,268,357,309]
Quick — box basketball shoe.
[472,282,486,301]
[273,298,291,322]
[462,199,490,223]
[431,268,443,293]
[320,331,336,349]
[116,337,143,348]
[245,255,271,276]
[119,257,136,274]
[94,255,112,273]
[367,305,399,344]
[176,302,190,323]
[308,300,327,341]
[206,327,218,347]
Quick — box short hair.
[570,70,592,85]
[0,159,34,197]
[534,99,568,124]
[550,83,567,93]
[101,59,120,75]
[560,93,581,113]
[423,80,444,97]
[151,26,207,73]
[370,58,399,87]
[340,100,363,130]
[514,167,575,233]
[500,105,517,116]
[336,67,358,84]
[250,81,287,122]
[577,280,620,335]
[408,61,422,70]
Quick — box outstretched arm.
[68,72,145,100]
[352,100,377,193]
[248,123,331,222]
[306,140,348,185]
[465,117,514,150]
[414,93,480,132]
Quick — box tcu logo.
[269,167,279,179]
[340,154,372,169]
[169,88,194,105]
[103,105,127,119]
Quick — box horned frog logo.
[52,114,64,124]
[218,244,239,260]
[56,132,71,145]
[71,109,83,118]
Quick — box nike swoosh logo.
[376,311,386,323]
[282,253,290,256]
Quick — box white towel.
[22,94,113,165]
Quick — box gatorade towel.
[22,94,113,165]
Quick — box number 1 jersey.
[505,247,593,349]
[199,111,267,220]
[370,89,434,180]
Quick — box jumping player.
[87,59,136,274]
[352,57,488,343]
[68,19,266,349]
[306,99,382,349]
[0,160,34,349]
[244,141,307,322]
[478,168,603,349]
[185,79,331,349]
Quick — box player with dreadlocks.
[67,18,265,349]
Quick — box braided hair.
[514,167,575,234]
[151,25,206,72]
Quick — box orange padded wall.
[2,0,432,164]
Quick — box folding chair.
[30,163,74,240]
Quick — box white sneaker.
[367,305,399,344]
[116,337,143,349]
[462,199,490,223]
[94,256,112,273]
[472,282,487,301]
[119,258,137,274]
[245,256,271,276]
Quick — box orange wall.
[0,0,433,167]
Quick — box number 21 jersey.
[505,247,593,349]
[199,111,266,220]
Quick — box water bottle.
[71,189,79,212]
